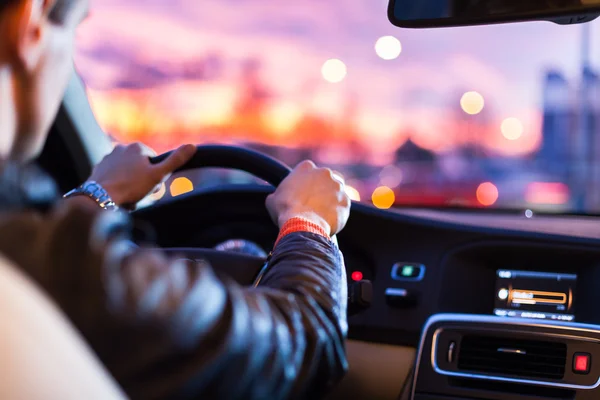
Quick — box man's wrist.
[275,215,331,247]
[277,211,331,236]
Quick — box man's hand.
[266,160,351,236]
[88,143,196,207]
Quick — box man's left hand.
[88,143,196,207]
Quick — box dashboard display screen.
[494,270,576,321]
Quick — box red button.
[351,271,363,282]
[574,353,591,374]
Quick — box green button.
[401,265,415,277]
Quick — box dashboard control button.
[391,263,425,281]
[385,288,418,307]
[349,280,373,307]
[574,353,591,374]
[348,280,372,317]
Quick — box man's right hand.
[265,160,351,236]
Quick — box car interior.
[35,0,600,399]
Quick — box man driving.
[0,0,351,399]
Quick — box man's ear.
[9,0,56,73]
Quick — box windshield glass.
[75,1,600,213]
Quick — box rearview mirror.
[388,0,600,28]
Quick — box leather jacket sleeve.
[0,200,348,400]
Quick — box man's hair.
[0,0,77,24]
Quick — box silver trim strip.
[431,328,600,389]
[447,341,456,363]
[410,314,600,399]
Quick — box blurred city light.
[266,102,303,134]
[149,182,166,201]
[345,185,361,201]
[460,91,485,115]
[170,177,194,197]
[525,209,534,218]
[375,36,402,60]
[321,59,347,83]
[379,165,403,187]
[76,2,598,213]
[476,182,498,206]
[525,182,569,204]
[501,117,524,140]
[372,186,396,209]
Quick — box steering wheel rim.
[149,144,292,187]
[146,144,339,286]
[150,144,338,246]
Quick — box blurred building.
[537,62,600,211]
[538,70,573,179]
[583,66,600,209]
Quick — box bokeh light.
[460,91,485,115]
[525,209,534,218]
[379,165,403,188]
[149,182,166,201]
[525,182,569,204]
[345,185,361,201]
[501,117,524,140]
[375,36,402,60]
[476,182,499,206]
[170,177,194,197]
[266,102,303,135]
[372,186,395,209]
[321,59,347,83]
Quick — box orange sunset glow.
[76,1,550,158]
[75,0,600,211]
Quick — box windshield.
[75,1,600,214]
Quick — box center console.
[493,269,576,321]
[410,314,600,400]
[437,241,600,325]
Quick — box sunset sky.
[74,0,600,161]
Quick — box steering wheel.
[147,144,334,286]
[150,144,292,187]
[147,145,372,314]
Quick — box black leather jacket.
[0,164,348,399]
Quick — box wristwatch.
[63,181,119,211]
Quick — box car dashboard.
[134,185,600,400]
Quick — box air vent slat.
[459,347,565,357]
[458,355,565,367]
[457,335,567,380]
[459,351,566,361]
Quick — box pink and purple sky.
[74,0,600,163]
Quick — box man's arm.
[0,203,348,400]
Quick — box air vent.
[457,335,567,380]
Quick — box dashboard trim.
[411,314,600,399]
[431,328,600,390]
